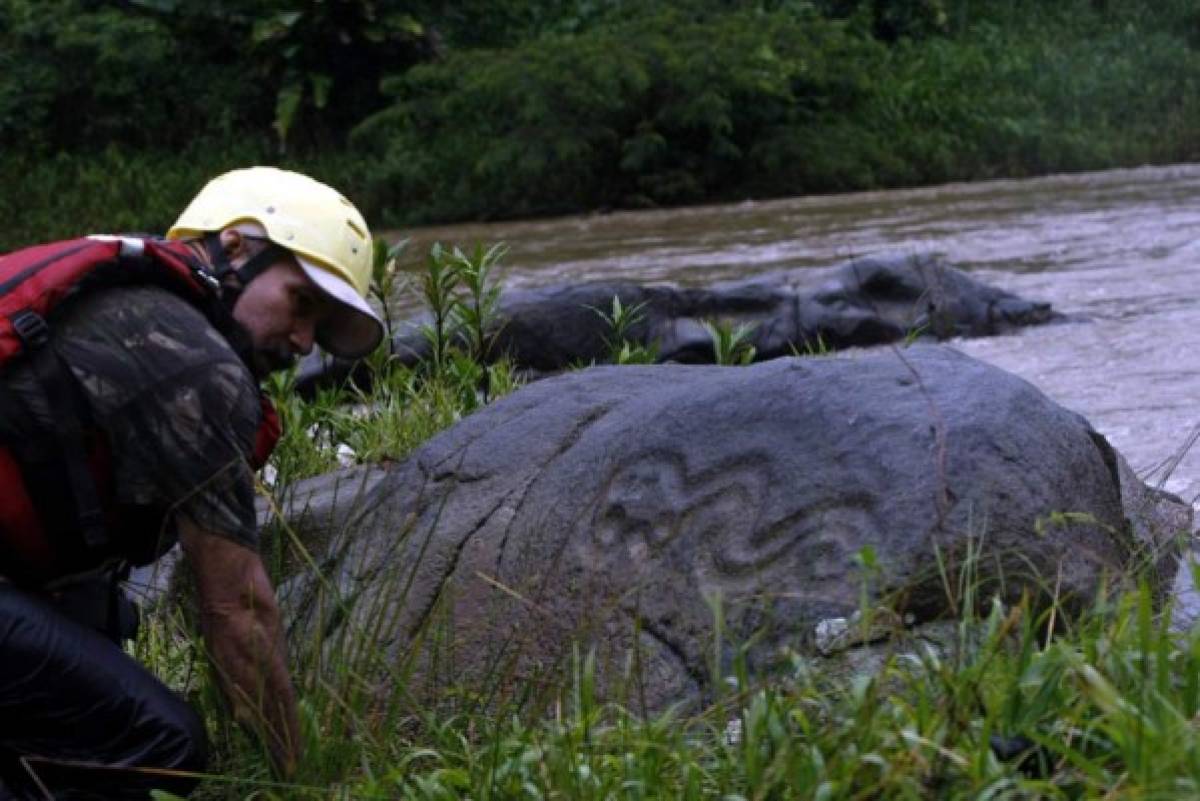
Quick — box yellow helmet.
[168,166,383,359]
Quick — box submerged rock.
[277,346,1187,711]
[296,252,1060,393]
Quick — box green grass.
[128,242,1200,799]
[138,564,1200,799]
[260,239,520,491]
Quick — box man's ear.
[218,227,247,261]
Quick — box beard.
[250,345,297,379]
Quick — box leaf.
[276,10,303,29]
[273,82,303,144]
[126,0,182,12]
[251,11,302,46]
[310,73,333,110]
[384,13,425,37]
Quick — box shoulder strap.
[0,236,276,568]
[0,236,218,558]
[139,237,260,373]
[4,311,106,550]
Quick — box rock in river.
[296,251,1061,392]
[274,346,1187,712]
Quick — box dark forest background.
[2,0,1197,249]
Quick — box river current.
[397,164,1200,512]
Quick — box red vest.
[0,236,280,584]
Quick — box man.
[0,167,384,799]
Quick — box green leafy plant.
[702,318,758,365]
[245,1,429,151]
[263,240,517,487]
[418,243,461,378]
[448,243,506,370]
[793,331,832,357]
[590,294,657,365]
[416,242,509,403]
[369,236,408,343]
[902,322,929,347]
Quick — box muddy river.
[395,163,1200,534]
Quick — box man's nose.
[290,319,316,355]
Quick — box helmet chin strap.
[203,232,290,311]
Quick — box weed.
[793,331,832,358]
[590,294,658,365]
[369,236,408,343]
[702,318,758,366]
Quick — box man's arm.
[178,518,301,777]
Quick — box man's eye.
[293,291,317,317]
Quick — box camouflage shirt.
[8,285,262,558]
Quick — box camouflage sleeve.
[52,287,262,551]
[104,359,261,549]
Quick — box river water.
[396,164,1200,513]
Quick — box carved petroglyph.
[590,450,771,567]
[748,501,878,583]
[591,451,692,555]
[587,449,879,586]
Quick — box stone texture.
[278,346,1188,712]
[296,252,1060,394]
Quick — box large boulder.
[275,346,1186,711]
[296,252,1060,393]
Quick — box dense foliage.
[1,0,1198,246]
[354,1,1200,221]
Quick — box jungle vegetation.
[1,0,1198,249]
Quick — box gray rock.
[280,346,1187,712]
[261,465,388,573]
[809,618,963,686]
[296,252,1060,394]
[813,608,915,656]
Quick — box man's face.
[231,257,330,378]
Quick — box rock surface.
[276,346,1187,711]
[296,252,1060,393]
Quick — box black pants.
[0,582,207,800]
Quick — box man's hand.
[178,518,301,777]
